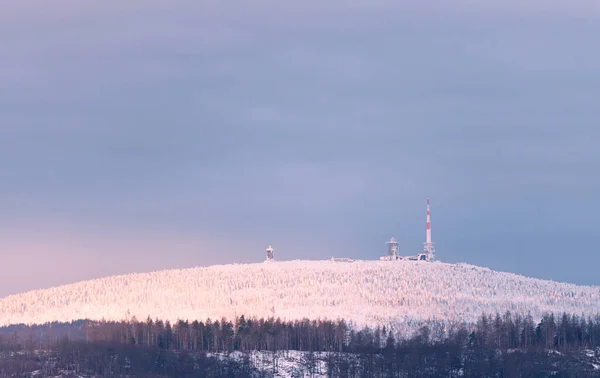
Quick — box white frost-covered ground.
[212,349,600,377]
[211,350,355,378]
[1,260,599,328]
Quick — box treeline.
[0,339,262,378]
[87,316,351,353]
[72,312,600,353]
[2,312,600,377]
[471,312,600,351]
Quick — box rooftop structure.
[265,246,274,262]
[330,257,355,263]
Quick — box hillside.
[1,260,599,328]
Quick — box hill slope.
[1,260,599,328]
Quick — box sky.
[1,0,599,297]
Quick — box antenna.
[423,198,435,261]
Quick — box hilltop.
[1,260,599,328]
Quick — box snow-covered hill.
[1,260,599,328]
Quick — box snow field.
[1,260,599,328]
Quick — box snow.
[213,350,348,378]
[1,260,599,328]
[585,349,596,358]
[589,348,600,370]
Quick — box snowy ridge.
[1,260,599,328]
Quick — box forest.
[1,312,600,377]
[4,260,598,330]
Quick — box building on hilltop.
[380,237,400,261]
[265,245,274,262]
[330,257,355,262]
[380,198,437,262]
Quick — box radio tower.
[422,198,436,261]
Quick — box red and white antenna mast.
[423,198,436,261]
[426,198,431,245]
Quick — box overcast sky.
[1,1,599,297]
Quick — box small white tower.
[265,245,274,262]
[385,237,399,260]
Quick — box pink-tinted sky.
[1,1,599,297]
